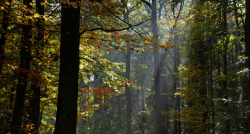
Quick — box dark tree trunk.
[54,0,80,134]
[117,96,122,115]
[221,1,230,133]
[188,1,208,132]
[209,50,215,134]
[0,0,12,74]
[141,86,146,111]
[173,35,180,134]
[28,0,45,133]
[123,5,132,133]
[117,95,122,130]
[245,0,250,133]
[177,94,181,134]
[198,44,208,133]
[11,0,32,133]
[7,87,15,125]
[29,81,41,132]
[173,52,178,132]
[125,41,132,134]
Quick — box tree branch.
[79,19,151,36]
[141,0,152,9]
[105,7,149,37]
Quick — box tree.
[28,0,45,133]
[11,0,33,133]
[245,0,250,132]
[54,0,81,133]
[140,0,163,132]
[0,0,12,74]
[124,2,132,134]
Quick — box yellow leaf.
[41,2,46,6]
[34,13,39,18]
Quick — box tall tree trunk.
[245,0,250,133]
[29,0,45,133]
[54,0,80,134]
[177,93,181,134]
[7,87,15,124]
[123,4,132,133]
[198,43,208,133]
[189,1,208,132]
[125,41,132,134]
[209,48,215,134]
[222,1,230,133]
[141,86,146,111]
[173,36,180,134]
[11,0,32,133]
[117,95,122,130]
[151,0,163,133]
[0,0,12,74]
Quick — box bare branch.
[105,7,147,37]
[141,0,152,9]
[79,19,151,36]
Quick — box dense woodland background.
[1,0,250,133]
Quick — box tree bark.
[28,0,45,133]
[11,0,32,133]
[123,4,132,133]
[221,1,230,133]
[138,1,163,132]
[209,48,215,134]
[151,0,163,133]
[125,41,132,134]
[245,0,250,133]
[0,0,12,74]
[54,1,80,134]
[188,1,208,132]
[173,36,180,134]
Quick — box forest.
[0,0,250,133]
